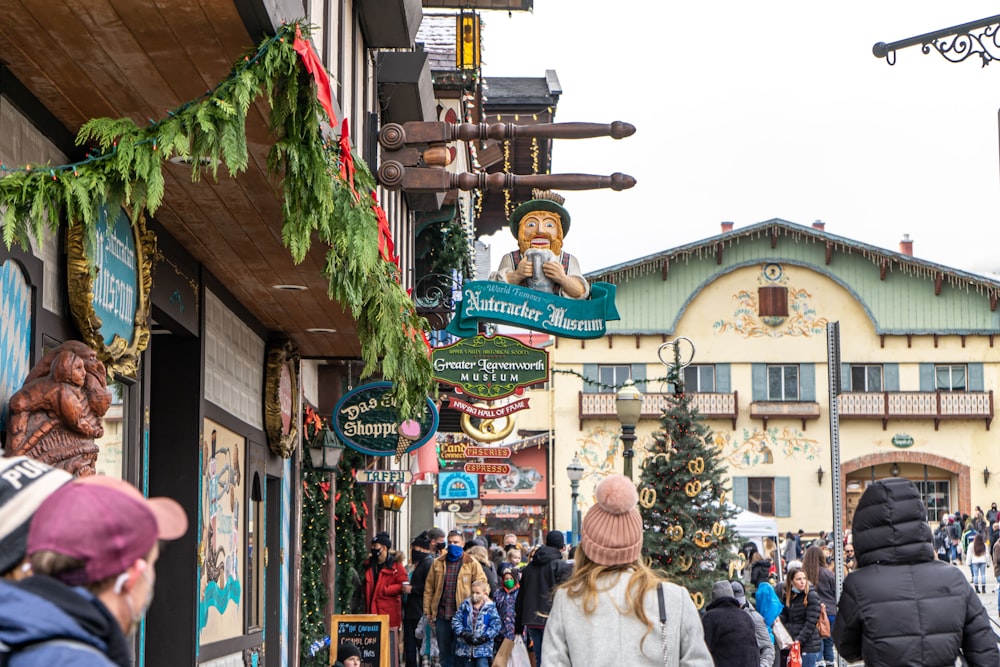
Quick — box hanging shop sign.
[445,282,619,340]
[465,446,511,459]
[67,206,156,378]
[435,499,477,513]
[445,394,531,418]
[465,462,512,475]
[432,335,548,399]
[440,440,469,461]
[354,469,413,484]
[437,471,480,500]
[333,381,438,457]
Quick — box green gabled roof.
[586,218,1000,335]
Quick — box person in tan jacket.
[423,531,487,667]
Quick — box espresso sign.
[333,382,438,457]
[432,334,549,400]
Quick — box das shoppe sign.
[333,382,439,456]
[431,334,548,400]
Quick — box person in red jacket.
[363,532,411,630]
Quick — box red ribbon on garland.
[370,190,398,267]
[292,26,337,125]
[338,118,358,200]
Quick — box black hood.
[852,477,936,567]
[527,545,563,566]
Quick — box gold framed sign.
[264,337,300,458]
[67,207,155,379]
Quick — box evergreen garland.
[638,347,740,608]
[0,21,432,418]
[417,218,473,279]
[300,406,369,665]
[301,407,333,666]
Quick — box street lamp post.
[566,455,584,545]
[616,381,643,480]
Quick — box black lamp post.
[566,455,584,545]
[616,381,643,480]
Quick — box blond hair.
[560,545,665,647]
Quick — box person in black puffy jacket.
[834,477,999,667]
[780,566,821,666]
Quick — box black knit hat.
[337,642,362,662]
[372,531,392,549]
[412,531,431,550]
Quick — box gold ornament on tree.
[677,554,694,571]
[639,486,657,508]
[685,479,703,497]
[693,531,714,548]
[690,592,705,610]
[666,525,684,541]
[687,457,705,474]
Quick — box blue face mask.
[446,544,464,561]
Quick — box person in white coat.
[541,474,713,666]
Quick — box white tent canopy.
[730,505,779,543]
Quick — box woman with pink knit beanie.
[541,474,713,666]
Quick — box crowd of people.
[338,473,1000,667]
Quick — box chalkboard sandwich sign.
[331,614,389,667]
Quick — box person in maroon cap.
[0,475,187,666]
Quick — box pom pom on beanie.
[594,474,639,515]
[580,474,643,567]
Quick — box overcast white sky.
[478,2,1000,277]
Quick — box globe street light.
[566,455,585,546]
[616,381,643,479]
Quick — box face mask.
[446,544,464,561]
[471,593,484,604]
[372,547,383,560]
[503,578,516,591]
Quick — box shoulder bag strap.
[657,583,670,667]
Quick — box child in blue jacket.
[451,580,501,667]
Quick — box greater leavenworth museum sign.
[332,382,438,456]
[432,334,549,400]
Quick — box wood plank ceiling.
[0,0,361,359]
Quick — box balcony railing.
[577,391,738,430]
[837,390,994,430]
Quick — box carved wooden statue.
[5,340,112,475]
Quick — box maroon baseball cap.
[27,475,187,585]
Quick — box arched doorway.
[841,452,968,528]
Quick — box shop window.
[914,479,950,522]
[732,476,790,517]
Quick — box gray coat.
[542,575,713,666]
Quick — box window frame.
[747,477,775,516]
[850,364,883,393]
[597,364,631,393]
[913,479,950,522]
[766,364,799,401]
[683,365,716,392]
[935,364,967,392]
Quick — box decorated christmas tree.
[638,342,740,609]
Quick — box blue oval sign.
[332,381,439,456]
[92,207,138,347]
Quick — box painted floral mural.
[720,426,822,468]
[713,265,829,338]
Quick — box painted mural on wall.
[713,264,829,338]
[574,425,654,510]
[720,427,821,469]
[199,419,245,641]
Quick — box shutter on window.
[969,363,984,392]
[752,363,766,401]
[733,476,748,509]
[583,364,599,393]
[840,363,852,392]
[800,363,815,401]
[775,477,791,517]
[919,363,934,392]
[883,363,900,392]
[758,286,789,317]
[715,364,731,394]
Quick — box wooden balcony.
[837,391,994,430]
[577,391,738,430]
